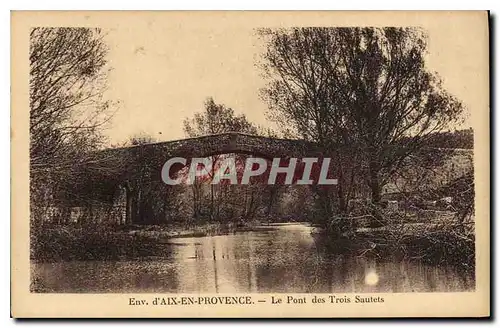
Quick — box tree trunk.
[210,184,215,221]
[368,159,384,227]
[162,190,168,224]
[337,169,347,214]
[125,184,132,225]
[266,187,276,216]
[130,189,140,224]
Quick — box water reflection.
[31,223,475,293]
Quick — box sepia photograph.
[11,10,490,318]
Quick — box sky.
[103,26,270,145]
[100,12,487,145]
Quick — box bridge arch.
[83,133,326,224]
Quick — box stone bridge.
[73,133,324,224]
[96,132,323,178]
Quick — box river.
[31,223,474,293]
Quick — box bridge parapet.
[79,132,324,195]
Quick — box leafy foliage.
[258,27,466,222]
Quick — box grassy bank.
[117,221,258,239]
[314,219,475,271]
[30,221,258,262]
[31,226,168,262]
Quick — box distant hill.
[424,128,474,149]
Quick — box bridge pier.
[123,182,155,225]
[124,182,135,225]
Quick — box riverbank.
[117,220,269,239]
[313,221,475,271]
[31,221,262,262]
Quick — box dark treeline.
[425,129,474,149]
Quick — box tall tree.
[30,27,113,170]
[183,97,258,137]
[259,27,465,223]
[29,27,115,224]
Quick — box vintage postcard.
[11,11,490,318]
